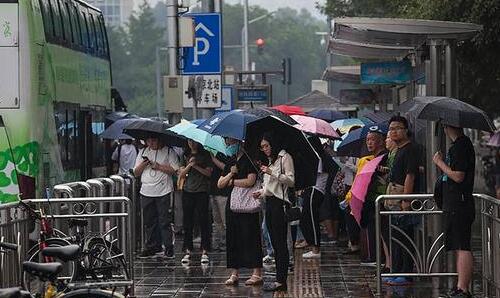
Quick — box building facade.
[86,0,134,28]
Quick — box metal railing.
[0,197,134,295]
[375,193,500,297]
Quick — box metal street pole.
[156,47,161,118]
[243,0,249,71]
[166,0,180,124]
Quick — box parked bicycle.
[0,241,125,298]
[18,201,129,296]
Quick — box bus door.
[79,110,93,179]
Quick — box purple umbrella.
[487,131,500,147]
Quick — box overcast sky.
[139,0,327,20]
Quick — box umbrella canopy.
[360,111,393,125]
[272,105,306,116]
[100,118,142,140]
[191,119,206,125]
[487,131,500,147]
[123,118,186,147]
[168,121,228,155]
[308,109,347,122]
[331,118,365,135]
[400,96,495,132]
[350,155,385,225]
[337,123,388,157]
[291,115,340,139]
[105,111,139,123]
[246,116,319,190]
[197,110,258,140]
[246,107,298,125]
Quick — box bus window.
[93,13,104,57]
[57,0,71,44]
[89,14,98,56]
[71,4,82,47]
[79,9,89,51]
[48,0,62,41]
[99,16,109,58]
[38,0,54,40]
[54,102,80,170]
[64,1,76,45]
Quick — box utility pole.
[166,0,180,124]
[243,0,249,71]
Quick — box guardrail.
[0,197,135,296]
[375,193,500,297]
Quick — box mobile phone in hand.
[142,156,149,162]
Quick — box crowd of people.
[110,114,477,298]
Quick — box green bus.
[0,0,113,203]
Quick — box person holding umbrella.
[134,134,180,259]
[252,132,295,294]
[217,137,263,287]
[178,139,213,265]
[432,124,475,298]
[111,138,138,175]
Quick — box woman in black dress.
[218,137,263,286]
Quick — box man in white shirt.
[134,135,180,258]
[111,139,138,175]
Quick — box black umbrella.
[123,119,186,147]
[399,96,495,132]
[246,107,298,125]
[245,116,319,190]
[308,109,347,123]
[105,111,139,123]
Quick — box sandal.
[225,274,239,285]
[294,240,308,249]
[201,253,209,264]
[245,275,263,286]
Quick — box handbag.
[280,156,302,222]
[434,175,444,209]
[230,180,262,213]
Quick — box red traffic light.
[256,38,265,47]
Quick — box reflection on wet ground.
[134,238,483,297]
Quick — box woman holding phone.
[253,132,295,294]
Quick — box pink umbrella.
[291,115,340,139]
[350,155,385,225]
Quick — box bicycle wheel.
[82,238,130,282]
[60,288,125,298]
[23,238,75,293]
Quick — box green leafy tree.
[108,1,165,116]
[320,0,500,116]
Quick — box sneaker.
[360,259,377,267]
[263,255,275,265]
[181,253,190,264]
[386,277,412,286]
[138,249,157,259]
[320,236,337,245]
[164,247,175,259]
[302,251,321,259]
[447,288,472,298]
[201,253,209,264]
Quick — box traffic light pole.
[166,0,181,124]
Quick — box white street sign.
[182,75,222,108]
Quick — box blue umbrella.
[330,118,366,134]
[169,121,228,155]
[197,110,258,140]
[100,118,142,140]
[337,122,388,157]
[191,119,206,125]
[308,109,347,123]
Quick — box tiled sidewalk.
[133,239,482,297]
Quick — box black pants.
[392,220,414,273]
[142,194,173,251]
[345,208,360,246]
[182,191,210,252]
[266,197,289,285]
[300,188,324,247]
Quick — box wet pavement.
[132,237,483,298]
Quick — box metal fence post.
[110,175,127,253]
[120,173,138,253]
[87,179,106,233]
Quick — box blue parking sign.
[181,13,222,75]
